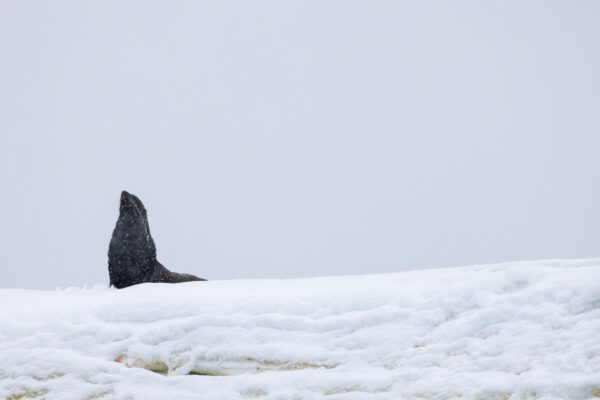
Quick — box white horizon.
[1,1,599,289]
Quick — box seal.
[108,191,205,289]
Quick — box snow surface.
[2,259,600,400]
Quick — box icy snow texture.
[2,259,600,400]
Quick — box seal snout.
[120,191,133,206]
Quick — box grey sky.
[1,1,599,289]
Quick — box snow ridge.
[2,259,600,399]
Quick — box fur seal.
[108,191,205,289]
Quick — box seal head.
[108,191,205,288]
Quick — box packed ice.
[2,259,600,399]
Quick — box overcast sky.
[1,1,599,289]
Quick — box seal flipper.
[151,261,205,283]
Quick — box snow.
[2,259,600,400]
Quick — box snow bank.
[2,259,600,399]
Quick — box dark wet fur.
[108,191,205,289]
